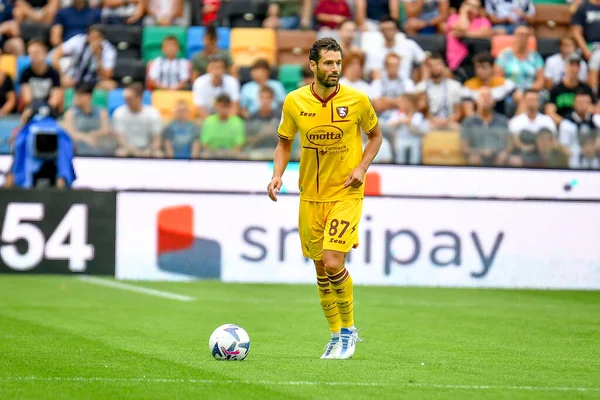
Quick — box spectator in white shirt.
[413,53,462,130]
[143,0,185,26]
[365,16,426,82]
[339,50,372,97]
[147,36,191,90]
[113,82,163,157]
[544,36,588,90]
[192,54,240,120]
[52,24,117,90]
[485,0,535,35]
[371,52,415,120]
[385,93,429,164]
[509,89,556,151]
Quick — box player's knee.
[322,252,345,275]
[313,259,326,277]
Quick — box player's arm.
[268,96,297,201]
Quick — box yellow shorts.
[298,198,363,260]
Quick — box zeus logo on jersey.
[299,111,316,117]
[306,125,343,146]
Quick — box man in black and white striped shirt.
[146,36,191,90]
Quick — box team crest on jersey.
[336,106,348,118]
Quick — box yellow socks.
[317,275,341,333]
[326,267,354,329]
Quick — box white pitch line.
[2,377,599,392]
[77,276,195,302]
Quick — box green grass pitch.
[0,276,599,400]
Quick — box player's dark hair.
[259,85,274,97]
[27,37,47,51]
[215,93,231,105]
[309,37,342,64]
[473,52,494,66]
[162,35,180,46]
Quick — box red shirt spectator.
[314,0,352,30]
[202,0,220,25]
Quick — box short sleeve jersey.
[278,83,379,202]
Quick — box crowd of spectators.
[0,0,599,170]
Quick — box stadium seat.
[117,48,142,60]
[534,5,571,39]
[151,90,194,120]
[0,55,17,80]
[15,56,31,94]
[20,23,50,44]
[491,35,537,58]
[102,24,143,49]
[407,34,446,56]
[113,58,147,85]
[422,131,466,166]
[142,26,187,62]
[278,64,302,93]
[107,88,152,115]
[63,88,108,110]
[230,28,276,67]
[216,0,268,27]
[537,37,561,60]
[277,30,316,65]
[186,26,230,58]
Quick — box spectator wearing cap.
[461,87,511,166]
[508,89,556,152]
[314,0,352,31]
[545,36,588,91]
[0,0,25,56]
[263,0,312,30]
[571,0,600,62]
[0,69,16,116]
[245,85,281,159]
[147,36,191,90]
[52,24,117,90]
[192,54,240,120]
[113,82,163,157]
[62,83,112,156]
[485,0,535,35]
[199,94,245,159]
[143,0,185,26]
[163,99,199,159]
[20,38,62,109]
[371,53,415,120]
[354,0,399,32]
[546,53,596,126]
[403,0,449,35]
[13,0,59,24]
[50,0,101,48]
[191,25,233,80]
[239,59,286,118]
[339,51,373,98]
[101,0,145,25]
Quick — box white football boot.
[334,327,363,359]
[320,336,340,359]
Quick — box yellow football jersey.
[278,84,378,202]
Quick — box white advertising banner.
[116,192,600,289]
[1,156,599,199]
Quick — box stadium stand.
[230,28,277,66]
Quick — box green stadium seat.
[63,88,108,110]
[142,26,187,62]
[278,64,302,93]
[533,0,566,4]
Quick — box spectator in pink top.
[314,0,352,31]
[446,0,492,73]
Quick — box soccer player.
[267,38,383,360]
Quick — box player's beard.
[316,67,339,88]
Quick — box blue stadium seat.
[186,26,230,58]
[15,56,31,94]
[107,88,152,116]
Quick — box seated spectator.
[339,51,372,97]
[571,0,600,62]
[413,52,462,130]
[20,38,62,109]
[245,85,281,159]
[50,0,102,48]
[240,59,286,118]
[52,24,117,90]
[485,0,535,35]
[299,65,313,87]
[524,128,569,168]
[62,83,112,155]
[147,36,191,90]
[572,135,600,169]
[403,0,449,35]
[558,88,600,167]
[13,0,59,24]
[365,17,426,82]
[200,0,220,26]
[371,53,415,119]
[545,36,588,91]
[337,19,362,56]
[385,93,429,164]
[314,0,352,31]
[192,54,240,120]
[0,0,25,56]
[446,0,492,75]
[101,0,145,25]
[144,0,184,26]
[199,94,245,159]
[509,89,556,152]
[191,25,233,80]
[462,52,516,117]
[546,53,596,126]
[461,87,511,166]
[354,0,399,31]
[263,0,312,30]
[0,70,16,116]
[113,82,163,157]
[162,100,199,159]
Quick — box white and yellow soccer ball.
[208,324,251,361]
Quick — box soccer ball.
[208,324,251,361]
